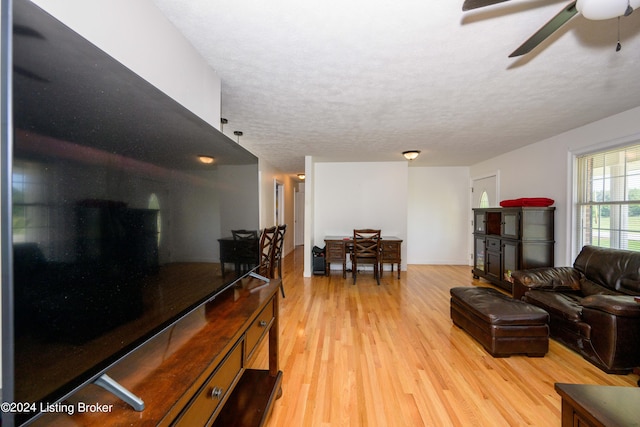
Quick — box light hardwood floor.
[249,247,638,426]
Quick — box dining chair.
[271,224,287,298]
[232,229,258,240]
[351,229,382,285]
[231,229,259,273]
[258,226,277,278]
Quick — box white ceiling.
[151,0,640,174]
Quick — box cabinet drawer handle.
[210,386,224,400]
[259,320,268,327]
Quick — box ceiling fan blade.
[463,0,510,11]
[509,1,578,57]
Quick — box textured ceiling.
[151,0,640,174]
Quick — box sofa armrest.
[511,267,582,300]
[582,295,640,317]
[581,295,640,372]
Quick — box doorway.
[274,180,284,226]
[472,173,499,208]
[294,185,305,246]
[469,172,499,265]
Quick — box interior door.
[274,179,284,226]
[472,174,498,208]
[470,173,499,266]
[294,188,304,246]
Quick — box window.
[149,193,162,246]
[479,191,490,208]
[12,161,50,246]
[576,144,640,251]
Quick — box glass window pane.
[629,174,640,201]
[578,143,640,252]
[609,175,625,202]
[591,178,604,202]
[479,191,489,208]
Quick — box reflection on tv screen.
[6,0,259,424]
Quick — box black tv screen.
[1,1,259,425]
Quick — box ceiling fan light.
[577,0,629,20]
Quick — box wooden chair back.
[271,225,287,277]
[352,229,381,285]
[271,225,287,297]
[353,229,381,261]
[232,229,258,240]
[258,226,277,277]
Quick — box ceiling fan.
[463,0,640,57]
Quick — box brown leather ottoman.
[450,287,550,357]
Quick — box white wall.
[303,156,315,276]
[408,167,470,264]
[32,0,221,130]
[258,159,296,256]
[309,162,470,272]
[470,106,640,266]
[313,161,409,271]
[218,164,260,233]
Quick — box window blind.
[577,144,640,251]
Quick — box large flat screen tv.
[1,1,260,425]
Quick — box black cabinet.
[472,207,555,293]
[76,202,159,276]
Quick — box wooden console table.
[555,383,640,427]
[32,276,282,427]
[324,236,402,279]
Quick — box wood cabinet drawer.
[326,242,345,260]
[486,238,501,251]
[174,342,243,426]
[245,301,275,362]
[380,242,400,260]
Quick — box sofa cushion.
[523,290,583,322]
[580,278,619,297]
[511,267,583,292]
[573,245,640,295]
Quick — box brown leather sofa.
[511,245,640,374]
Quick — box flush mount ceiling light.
[297,173,306,180]
[403,150,421,161]
[198,155,215,164]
